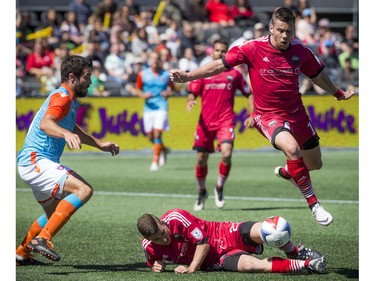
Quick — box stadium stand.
[16,0,359,97]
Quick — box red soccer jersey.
[188,68,249,130]
[141,209,257,270]
[223,35,324,120]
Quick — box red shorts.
[253,113,320,150]
[193,119,235,153]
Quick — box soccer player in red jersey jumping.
[186,39,253,211]
[170,7,355,226]
[137,208,326,274]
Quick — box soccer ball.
[260,216,291,247]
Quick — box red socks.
[286,158,318,206]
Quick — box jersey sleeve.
[165,209,208,245]
[45,92,72,122]
[188,79,203,97]
[300,45,325,78]
[141,239,160,267]
[235,69,251,97]
[135,71,144,90]
[223,43,252,69]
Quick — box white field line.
[16,188,358,204]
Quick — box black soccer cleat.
[27,237,61,262]
[287,243,323,260]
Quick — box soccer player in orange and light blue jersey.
[16,55,120,265]
[132,51,175,171]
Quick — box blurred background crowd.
[16,0,359,98]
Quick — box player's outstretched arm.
[170,59,226,83]
[174,243,210,274]
[186,93,197,112]
[311,71,356,101]
[73,125,120,156]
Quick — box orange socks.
[153,143,162,163]
[38,194,83,241]
[16,214,48,258]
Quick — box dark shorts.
[253,113,320,150]
[219,221,264,272]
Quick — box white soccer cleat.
[159,147,170,167]
[159,151,166,167]
[311,202,334,226]
[214,188,225,209]
[193,191,208,211]
[149,162,159,172]
[307,257,327,274]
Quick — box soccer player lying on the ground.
[137,209,327,274]
[187,39,253,212]
[170,7,355,226]
[16,55,120,265]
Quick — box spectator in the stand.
[60,11,85,47]
[126,56,145,94]
[121,0,140,20]
[178,47,199,73]
[231,0,257,27]
[131,27,151,57]
[25,39,54,79]
[88,61,110,97]
[283,0,298,14]
[17,11,37,47]
[296,0,316,24]
[341,24,359,50]
[135,10,160,47]
[25,39,55,96]
[68,0,92,32]
[178,22,207,61]
[159,0,183,27]
[314,18,339,57]
[155,34,173,61]
[104,42,129,87]
[82,40,106,67]
[205,0,235,28]
[87,16,111,52]
[95,0,118,29]
[295,8,316,46]
[16,44,26,97]
[110,5,136,46]
[185,0,208,23]
[164,21,180,59]
[338,41,359,70]
[318,40,341,83]
[40,8,62,49]
[253,22,266,38]
[339,57,359,92]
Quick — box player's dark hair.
[61,55,93,82]
[272,7,295,26]
[137,214,160,238]
[213,39,229,49]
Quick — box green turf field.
[16,149,359,280]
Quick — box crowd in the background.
[16,0,359,97]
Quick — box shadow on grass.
[47,262,149,275]
[224,206,306,211]
[332,268,359,279]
